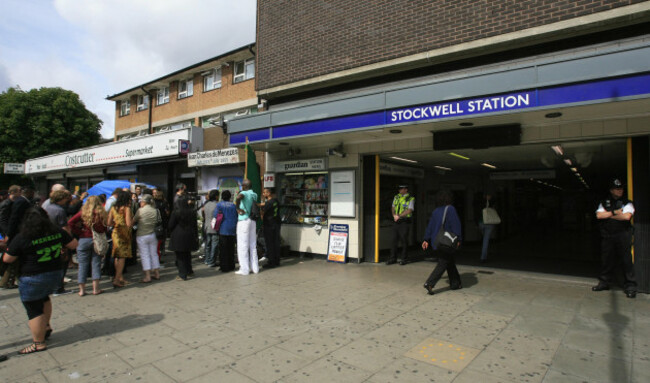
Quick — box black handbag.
[433,206,459,251]
[154,209,165,240]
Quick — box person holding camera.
[593,178,637,298]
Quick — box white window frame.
[120,100,130,116]
[178,78,193,99]
[157,86,169,105]
[233,58,255,83]
[136,94,149,111]
[203,68,222,91]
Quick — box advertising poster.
[327,224,349,263]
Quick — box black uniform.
[596,195,636,293]
[262,197,281,267]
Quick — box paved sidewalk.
[1,256,648,382]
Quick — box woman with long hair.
[68,196,108,296]
[422,189,463,295]
[214,190,238,273]
[3,207,77,354]
[168,196,199,280]
[107,190,133,288]
[133,194,160,282]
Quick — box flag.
[244,138,262,203]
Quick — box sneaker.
[63,277,72,283]
[259,257,268,263]
[53,289,74,296]
[234,270,249,275]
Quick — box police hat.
[398,184,409,189]
[609,178,625,189]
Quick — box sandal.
[93,290,103,295]
[19,341,47,355]
[78,291,86,297]
[152,276,160,280]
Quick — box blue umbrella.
[86,180,156,197]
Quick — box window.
[157,86,169,105]
[201,114,222,128]
[203,68,222,91]
[136,94,149,111]
[233,58,255,83]
[120,100,130,116]
[178,79,193,99]
[154,120,193,133]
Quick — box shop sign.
[327,224,349,263]
[188,148,239,167]
[25,129,190,174]
[490,170,556,180]
[263,173,276,188]
[275,158,326,173]
[3,163,25,174]
[179,140,190,154]
[389,92,534,124]
[379,162,424,178]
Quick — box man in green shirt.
[235,179,259,275]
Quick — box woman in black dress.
[168,196,199,280]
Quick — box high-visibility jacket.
[393,193,414,218]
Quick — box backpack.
[249,201,261,221]
[0,199,13,235]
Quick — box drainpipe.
[140,86,153,134]
[247,44,264,109]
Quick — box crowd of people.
[0,180,282,356]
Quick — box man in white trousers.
[235,179,259,275]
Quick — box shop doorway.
[364,138,627,277]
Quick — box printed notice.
[327,224,349,263]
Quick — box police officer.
[593,178,637,298]
[387,184,414,265]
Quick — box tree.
[0,87,102,165]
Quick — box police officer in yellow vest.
[387,184,415,265]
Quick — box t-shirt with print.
[237,189,257,221]
[262,197,281,226]
[8,228,73,275]
[44,203,68,228]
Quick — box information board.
[330,170,355,217]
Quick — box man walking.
[235,180,259,275]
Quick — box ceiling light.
[449,152,470,160]
[551,145,564,156]
[279,142,289,146]
[389,129,402,134]
[563,159,572,166]
[481,163,497,169]
[434,165,452,171]
[389,156,418,164]
[459,122,474,127]
[570,167,577,172]
[545,112,562,118]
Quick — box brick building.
[230,1,650,290]
[26,44,263,198]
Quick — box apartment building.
[26,44,262,197]
[229,1,650,290]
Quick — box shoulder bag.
[92,216,109,257]
[154,209,166,240]
[482,201,501,225]
[433,206,460,252]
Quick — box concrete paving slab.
[454,368,518,383]
[10,372,48,383]
[468,347,551,383]
[153,344,235,381]
[187,368,257,383]
[231,345,311,383]
[282,356,373,383]
[366,357,457,383]
[110,364,177,383]
[329,337,402,373]
[215,330,281,359]
[541,368,599,383]
[551,344,632,382]
[276,327,353,360]
[114,335,191,368]
[41,352,132,383]
[0,348,59,381]
[363,321,434,351]
[631,357,650,383]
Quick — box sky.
[0,0,257,139]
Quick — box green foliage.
[0,87,102,164]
